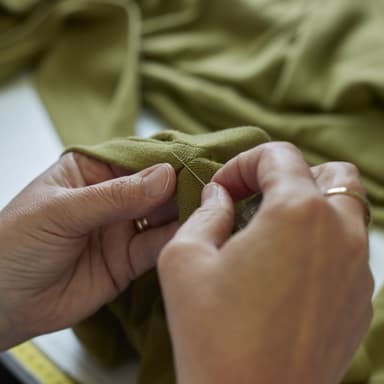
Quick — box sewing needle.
[171,151,262,229]
[171,152,206,187]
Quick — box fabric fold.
[70,126,271,383]
[1,0,384,382]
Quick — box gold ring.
[323,187,371,225]
[134,217,150,232]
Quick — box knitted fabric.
[1,1,384,382]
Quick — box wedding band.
[323,187,371,225]
[134,217,150,232]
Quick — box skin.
[158,142,373,384]
[0,152,179,349]
[0,142,373,384]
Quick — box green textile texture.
[0,0,384,224]
[69,127,271,382]
[68,128,383,384]
[0,0,384,383]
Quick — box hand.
[0,152,178,349]
[158,142,373,384]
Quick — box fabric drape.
[1,0,384,382]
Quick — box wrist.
[169,322,257,384]
[0,240,29,350]
[170,321,325,384]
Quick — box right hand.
[158,142,373,384]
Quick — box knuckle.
[258,141,301,159]
[340,161,360,178]
[329,161,364,190]
[340,162,364,189]
[300,194,328,213]
[274,141,300,152]
[237,150,248,169]
[314,162,365,195]
[277,142,303,157]
[272,193,328,223]
[263,141,298,152]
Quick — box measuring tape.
[7,341,78,384]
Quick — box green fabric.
[0,0,384,224]
[70,127,271,382]
[344,289,384,384]
[68,128,384,384]
[1,0,384,382]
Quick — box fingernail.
[202,183,220,204]
[142,164,171,197]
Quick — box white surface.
[0,76,63,204]
[0,75,164,206]
[1,75,384,382]
[368,228,384,296]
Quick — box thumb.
[170,182,235,250]
[158,183,234,278]
[65,163,176,231]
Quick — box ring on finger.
[323,186,371,225]
[134,217,150,233]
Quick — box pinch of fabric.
[69,128,381,384]
[71,127,270,383]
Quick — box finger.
[311,162,369,229]
[212,142,320,203]
[129,221,180,278]
[70,152,132,185]
[145,197,178,228]
[172,183,235,249]
[69,153,178,227]
[65,163,176,231]
[311,162,365,193]
[58,221,179,315]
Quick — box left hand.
[0,152,178,349]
